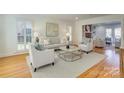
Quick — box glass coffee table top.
[59,46,80,52]
[56,46,82,62]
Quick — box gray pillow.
[34,43,44,51]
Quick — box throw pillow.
[34,43,44,51]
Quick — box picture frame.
[46,23,59,37]
[82,24,92,38]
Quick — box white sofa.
[39,37,66,50]
[29,45,55,72]
[45,43,66,49]
[79,39,93,54]
[94,38,105,48]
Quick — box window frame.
[106,28,112,38]
[17,20,32,51]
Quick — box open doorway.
[92,21,121,50]
[81,21,122,77]
[91,21,121,69]
[105,24,121,49]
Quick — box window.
[106,28,112,38]
[17,21,32,51]
[114,27,121,39]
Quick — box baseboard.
[0,51,28,58]
[95,46,104,48]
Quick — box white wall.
[33,17,74,40]
[0,15,74,57]
[121,19,124,48]
[93,25,106,40]
[93,23,121,40]
[74,15,124,46]
[0,15,17,57]
[0,15,5,56]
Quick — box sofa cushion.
[48,37,60,44]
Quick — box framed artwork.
[82,25,92,38]
[46,23,59,37]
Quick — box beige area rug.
[26,52,105,78]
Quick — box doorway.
[92,21,121,66]
[105,26,121,49]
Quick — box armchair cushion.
[79,38,93,53]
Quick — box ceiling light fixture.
[75,17,79,20]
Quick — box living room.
[1,1,124,93]
[0,14,124,78]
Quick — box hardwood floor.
[79,47,122,78]
[0,46,123,78]
[0,54,32,78]
[120,48,124,73]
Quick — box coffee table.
[57,46,82,62]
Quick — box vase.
[66,45,70,49]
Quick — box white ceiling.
[41,14,109,21]
[17,14,109,22]
[93,21,121,26]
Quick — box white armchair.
[79,39,93,54]
[29,45,55,72]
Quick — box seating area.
[0,14,123,78]
[29,40,83,71]
[29,45,55,72]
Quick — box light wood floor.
[0,47,123,78]
[79,47,122,78]
[0,54,32,78]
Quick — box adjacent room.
[92,22,121,49]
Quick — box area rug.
[26,52,105,78]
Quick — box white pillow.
[44,39,49,45]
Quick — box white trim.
[0,51,28,58]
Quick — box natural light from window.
[115,27,121,39]
[17,21,32,51]
[106,28,112,38]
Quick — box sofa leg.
[34,68,37,72]
[87,52,88,54]
[52,62,54,66]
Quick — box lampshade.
[66,32,70,36]
[34,32,39,37]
